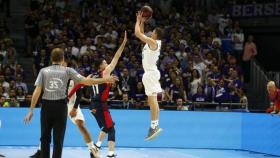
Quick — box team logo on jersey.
[45,78,64,92]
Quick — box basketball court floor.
[0,146,279,158]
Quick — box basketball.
[141,5,153,19]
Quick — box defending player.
[69,31,127,158]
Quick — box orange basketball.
[141,5,153,19]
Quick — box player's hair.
[94,58,105,69]
[51,48,64,63]
[154,27,164,40]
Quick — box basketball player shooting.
[134,6,164,140]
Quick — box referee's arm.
[68,68,118,85]
[79,76,118,85]
[24,70,43,124]
[24,86,42,123]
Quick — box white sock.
[87,141,95,150]
[151,120,159,129]
[108,151,114,156]
[96,141,102,148]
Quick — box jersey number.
[92,85,99,95]
[49,81,59,89]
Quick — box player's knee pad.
[107,127,115,142]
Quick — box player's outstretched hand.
[86,74,93,79]
[136,11,143,22]
[123,31,127,44]
[70,108,77,118]
[24,111,33,124]
[106,75,119,83]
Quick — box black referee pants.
[40,99,67,158]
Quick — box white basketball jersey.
[142,40,161,72]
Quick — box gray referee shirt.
[35,65,85,100]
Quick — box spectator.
[228,82,240,103]
[15,74,28,94]
[189,69,202,96]
[215,79,230,110]
[33,48,49,77]
[109,82,123,100]
[238,89,248,111]
[25,11,39,56]
[79,54,91,76]
[9,96,19,107]
[0,75,9,91]
[64,45,77,61]
[0,42,7,65]
[122,93,132,109]
[232,21,244,62]
[16,86,26,107]
[67,39,80,57]
[6,88,16,99]
[119,68,136,94]
[15,64,24,77]
[133,82,146,109]
[0,96,8,107]
[266,81,280,114]
[0,86,7,98]
[171,78,187,101]
[176,98,188,111]
[193,54,206,76]
[160,46,177,71]
[205,78,216,102]
[2,66,14,80]
[80,37,96,56]
[242,35,257,82]
[192,85,207,102]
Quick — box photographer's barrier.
[0,108,279,156]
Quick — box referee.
[24,48,117,158]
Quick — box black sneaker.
[145,126,163,141]
[30,150,41,158]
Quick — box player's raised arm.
[134,11,158,50]
[104,31,127,75]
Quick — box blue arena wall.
[0,108,279,156]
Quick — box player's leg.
[96,131,106,148]
[70,106,100,158]
[142,72,162,140]
[75,119,100,158]
[91,105,116,157]
[148,94,160,127]
[107,127,116,158]
[75,120,93,145]
[145,94,162,140]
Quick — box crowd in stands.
[0,0,251,111]
[0,16,30,107]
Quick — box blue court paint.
[0,108,280,156]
